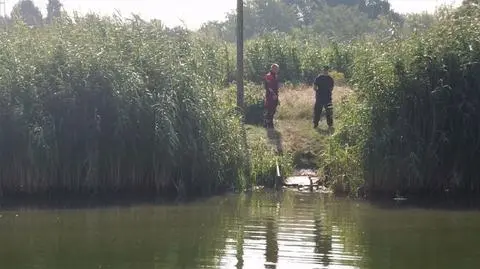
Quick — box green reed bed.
[0,15,252,199]
[324,5,480,197]
[244,33,352,84]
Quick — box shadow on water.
[0,192,250,269]
[0,189,233,212]
[0,193,163,211]
[364,191,480,212]
[367,198,480,212]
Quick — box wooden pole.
[236,0,244,114]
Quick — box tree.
[47,0,62,23]
[456,0,480,17]
[359,0,392,19]
[249,0,297,34]
[462,0,479,5]
[312,4,374,40]
[198,0,407,43]
[11,0,43,26]
[281,0,323,25]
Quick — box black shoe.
[313,123,318,128]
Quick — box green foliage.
[244,33,351,84]
[245,33,301,83]
[401,12,437,35]
[190,36,234,86]
[220,82,264,126]
[322,94,368,195]
[0,15,253,198]
[248,137,294,187]
[220,84,294,186]
[329,71,346,86]
[325,5,480,197]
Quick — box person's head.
[322,65,330,75]
[271,63,279,74]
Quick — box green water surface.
[1,190,480,269]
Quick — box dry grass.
[277,84,353,120]
[246,84,354,171]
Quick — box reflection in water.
[236,224,244,269]
[222,192,361,269]
[314,214,332,267]
[264,217,278,268]
[2,191,480,269]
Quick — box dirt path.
[246,84,353,187]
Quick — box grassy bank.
[236,81,353,187]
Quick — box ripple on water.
[216,196,363,269]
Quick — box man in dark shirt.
[313,66,334,129]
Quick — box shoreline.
[2,185,480,211]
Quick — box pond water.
[1,190,480,269]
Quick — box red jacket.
[264,72,279,93]
[264,72,279,109]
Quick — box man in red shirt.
[264,64,280,129]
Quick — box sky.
[2,0,463,30]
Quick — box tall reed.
[244,33,351,84]
[0,15,247,198]
[325,5,480,197]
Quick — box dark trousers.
[313,101,333,127]
[264,100,278,128]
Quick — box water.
[1,190,480,269]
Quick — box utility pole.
[236,0,253,188]
[0,0,6,18]
[236,0,244,115]
[0,0,6,28]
